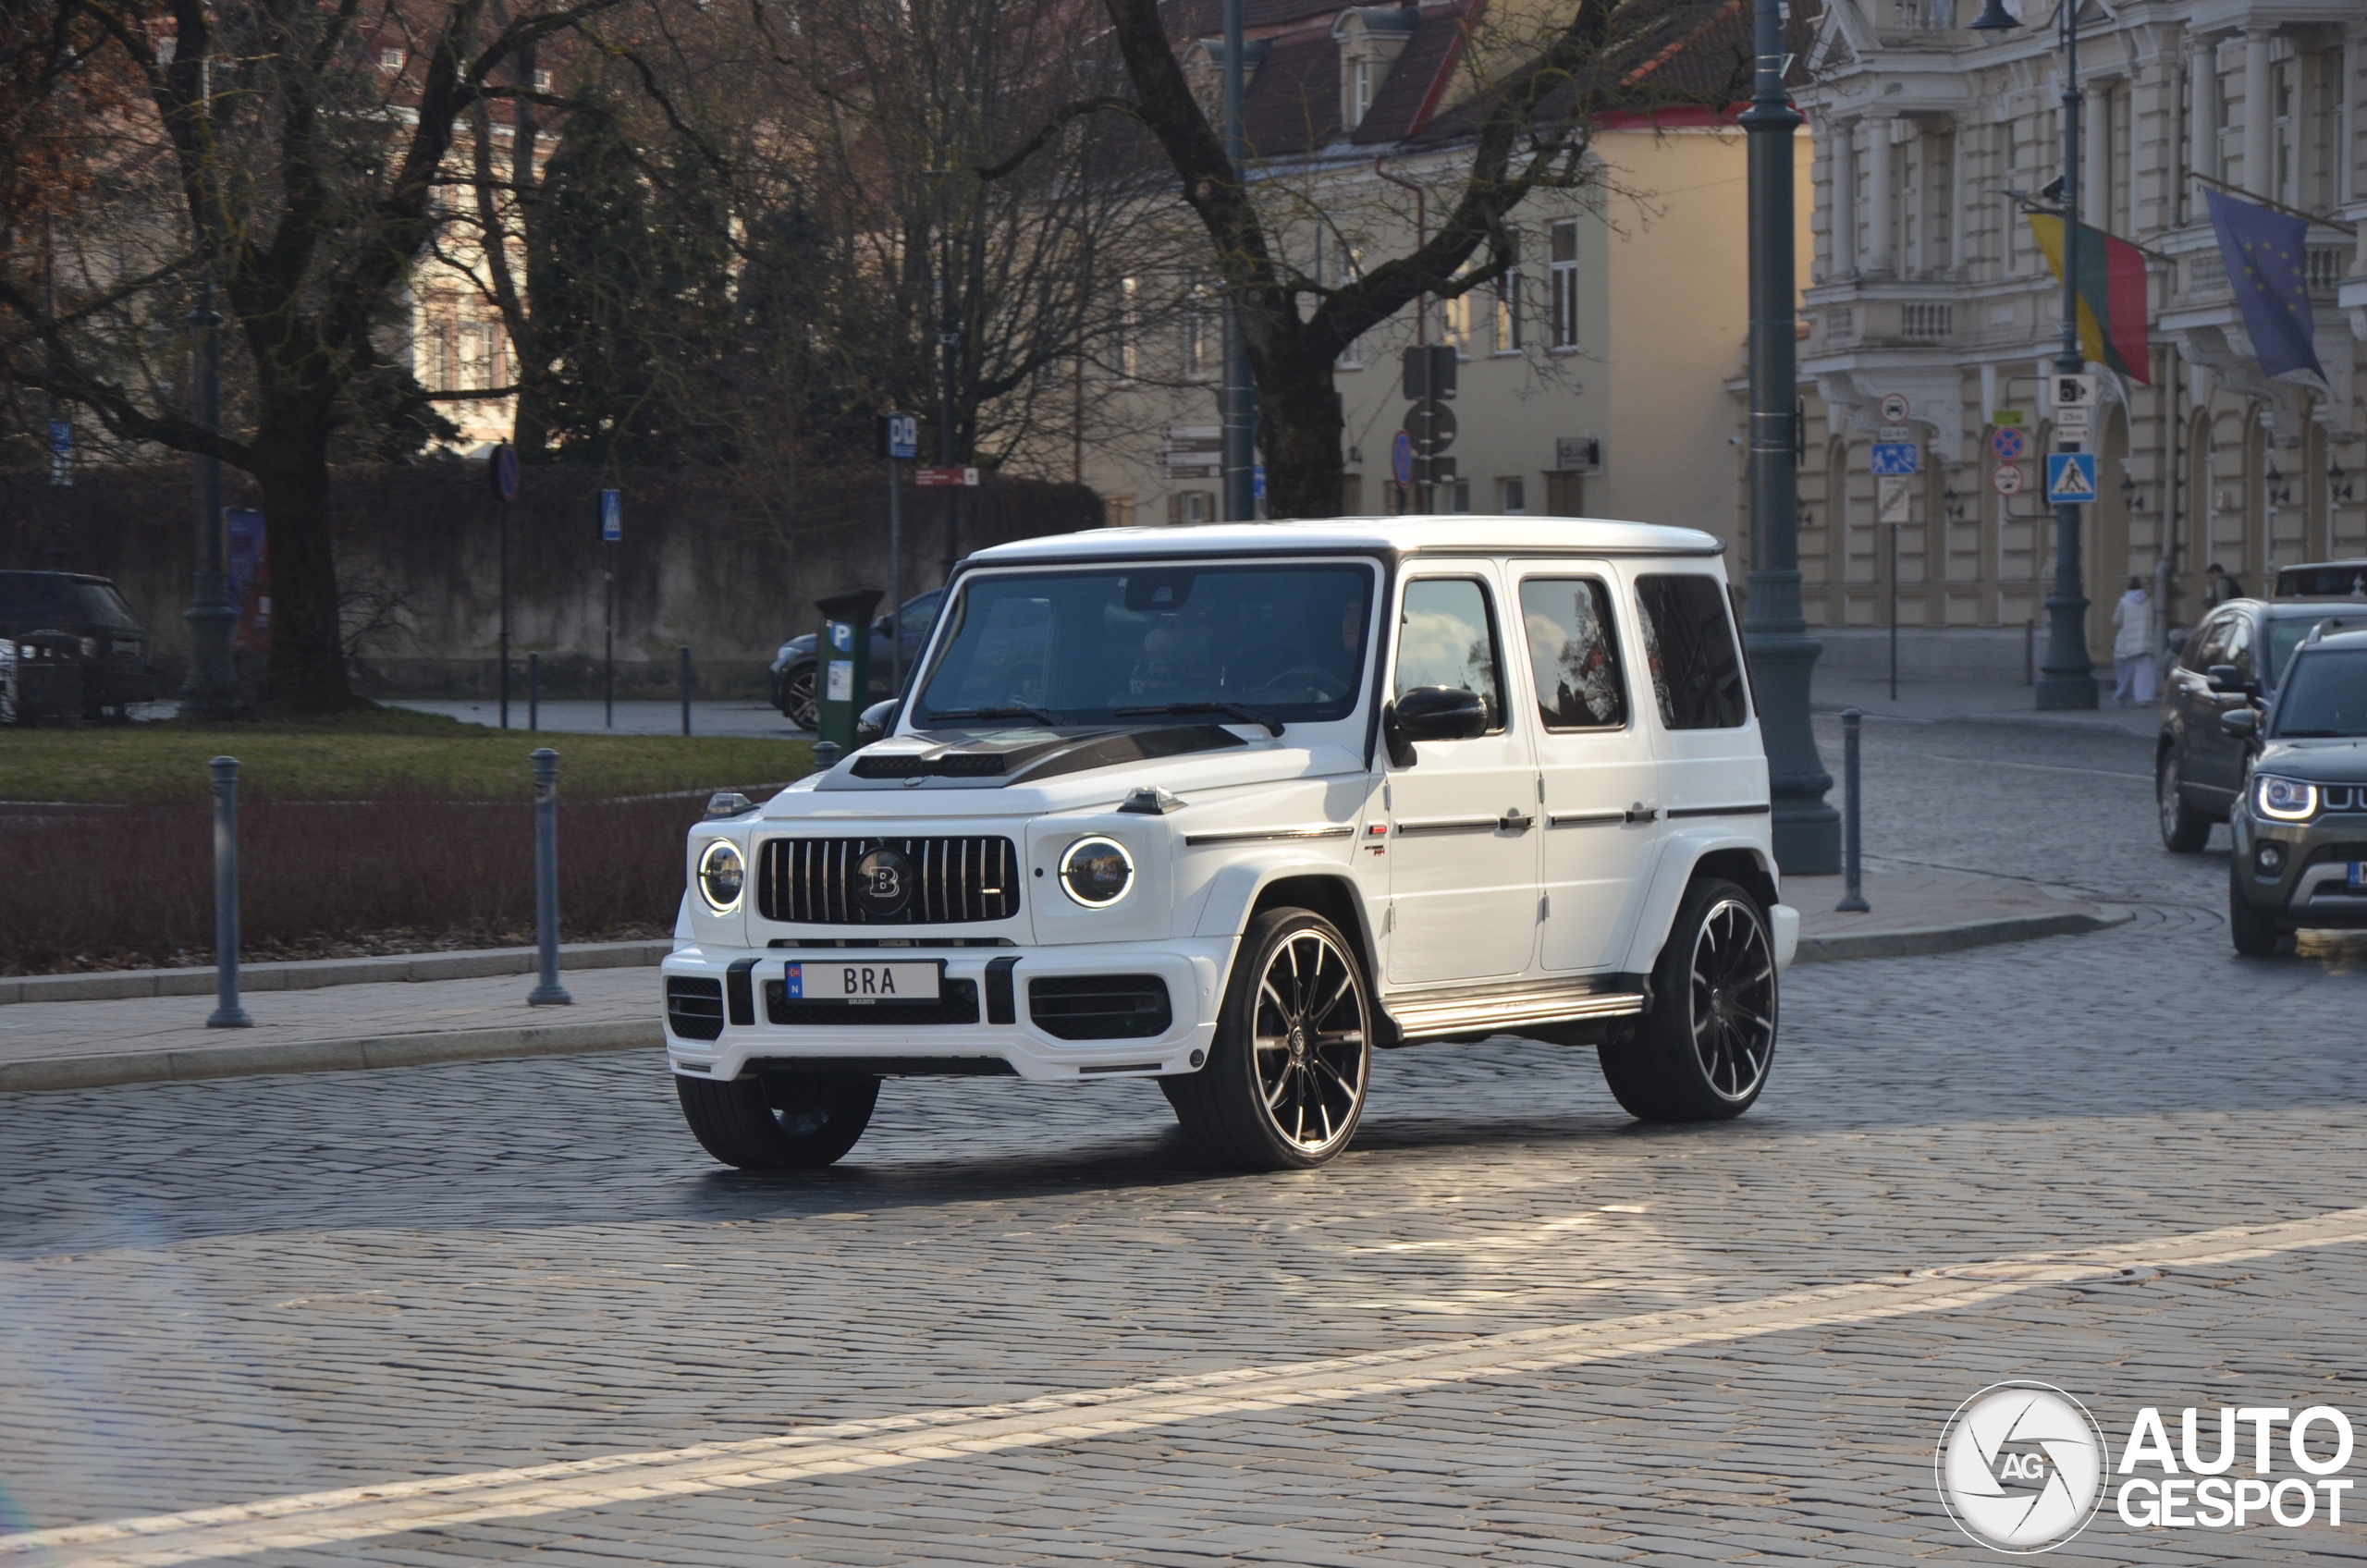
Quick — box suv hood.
[2257,738,2367,783]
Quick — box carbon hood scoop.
[829,724,1246,790]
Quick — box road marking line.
[9,1206,2367,1566]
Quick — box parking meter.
[813,588,884,753]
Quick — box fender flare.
[1613,829,1781,975]
[1192,850,1380,973]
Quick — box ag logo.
[853,847,912,917]
[1938,1382,2106,1553]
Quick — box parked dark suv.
[2224,626,2367,954]
[767,589,942,730]
[0,570,160,722]
[2156,596,2367,850]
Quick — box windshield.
[2272,649,2367,739]
[2266,615,2367,687]
[913,562,1377,729]
[0,572,86,628]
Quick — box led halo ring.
[1058,836,1135,908]
[2254,775,2319,822]
[696,838,746,913]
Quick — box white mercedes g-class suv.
[663,518,1797,1171]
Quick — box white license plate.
[2350,863,2367,891]
[783,960,941,1002]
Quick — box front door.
[1383,568,1539,986]
[1514,567,1664,974]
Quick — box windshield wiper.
[923,705,1064,727]
[1114,701,1284,736]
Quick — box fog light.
[2256,842,2285,876]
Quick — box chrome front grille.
[2320,784,2367,814]
[757,837,1022,925]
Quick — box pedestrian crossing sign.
[2045,453,2097,505]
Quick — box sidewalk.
[386,698,810,739]
[1811,672,2160,738]
[0,862,2125,1093]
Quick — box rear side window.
[1395,578,1505,730]
[1519,577,1626,730]
[1634,574,1748,729]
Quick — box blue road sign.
[1990,427,2026,462]
[1392,430,1415,487]
[880,413,919,461]
[599,488,622,541]
[48,420,72,454]
[2045,453,2098,505]
[1870,442,1920,477]
[488,442,520,503]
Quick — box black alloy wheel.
[779,663,819,730]
[2158,752,2211,852]
[1600,876,1778,1122]
[1162,909,1372,1170]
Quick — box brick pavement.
[2,716,2363,1563]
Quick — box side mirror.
[2165,626,2189,654]
[1393,685,1490,742]
[2206,664,2248,695]
[2218,707,2259,740]
[854,699,900,748]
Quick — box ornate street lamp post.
[1220,0,1258,521]
[1740,0,1838,874]
[1973,0,2097,708]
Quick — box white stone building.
[1765,0,2367,678]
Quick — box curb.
[0,1019,659,1095]
[2,939,673,1006]
[1795,905,2132,963]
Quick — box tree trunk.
[1257,345,1348,521]
[251,391,357,713]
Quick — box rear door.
[1513,565,1664,974]
[1382,566,1540,986]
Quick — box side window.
[2182,615,2226,673]
[2223,616,2256,683]
[1395,578,1505,730]
[1633,574,1749,729]
[1519,577,1627,730]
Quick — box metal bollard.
[812,741,842,772]
[206,756,253,1026]
[528,652,540,732]
[1836,710,1870,913]
[527,748,573,1006]
[679,645,693,737]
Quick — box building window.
[1498,476,1527,515]
[1441,268,1472,358]
[1492,238,1522,353]
[1448,479,1472,513]
[1351,59,1375,127]
[1336,250,1364,369]
[1171,491,1214,526]
[380,47,404,71]
[533,69,553,92]
[1548,221,1578,350]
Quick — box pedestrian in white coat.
[2112,578,2158,705]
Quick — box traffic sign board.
[913,466,980,487]
[1992,462,2026,497]
[1991,409,2026,427]
[1391,430,1414,486]
[1879,425,1913,443]
[1990,428,2026,463]
[877,413,919,461]
[1877,476,1912,524]
[1878,391,1911,424]
[488,442,519,503]
[1403,399,1456,457]
[599,488,621,541]
[1870,442,1920,477]
[2046,452,2098,504]
[2051,374,2096,413]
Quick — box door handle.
[1499,809,1534,832]
[1624,803,1659,824]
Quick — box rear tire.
[779,663,818,730]
[676,1071,878,1170]
[2227,866,2283,957]
[2158,752,2211,852]
[1600,877,1777,1122]
[1164,909,1372,1170]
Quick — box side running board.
[1385,979,1646,1044]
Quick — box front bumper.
[661,940,1230,1082]
[2230,813,2367,929]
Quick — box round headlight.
[2255,775,2318,822]
[696,839,745,913]
[1058,836,1134,908]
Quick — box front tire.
[1164,909,1372,1170]
[1600,877,1777,1122]
[676,1071,879,1170]
[2227,866,2283,957]
[2158,752,2211,852]
[779,663,818,730]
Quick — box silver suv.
[662,519,1799,1170]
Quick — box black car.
[2224,627,2367,953]
[768,589,943,730]
[0,570,160,722]
[2157,596,2367,851]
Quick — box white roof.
[965,515,1725,566]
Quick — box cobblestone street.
[5,715,2364,1565]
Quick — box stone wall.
[0,463,1104,699]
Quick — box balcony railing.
[1901,302,1954,342]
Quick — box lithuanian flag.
[2028,214,2152,384]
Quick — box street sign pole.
[2039,0,2096,708]
[599,488,620,729]
[1220,0,1258,522]
[1737,0,1839,874]
[878,413,918,691]
[490,444,518,730]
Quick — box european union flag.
[2204,189,2324,385]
